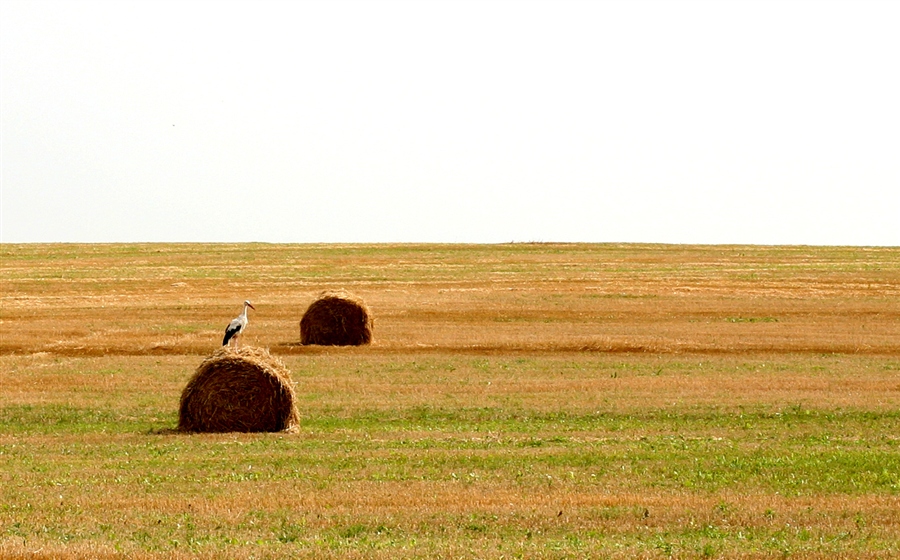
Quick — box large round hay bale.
[300,290,373,346]
[178,346,300,433]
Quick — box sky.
[2,0,898,245]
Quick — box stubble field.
[1,243,899,559]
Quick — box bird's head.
[244,300,256,310]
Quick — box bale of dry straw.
[300,290,373,346]
[178,346,300,433]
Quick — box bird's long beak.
[248,303,256,310]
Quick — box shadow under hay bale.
[178,346,300,433]
[300,290,373,346]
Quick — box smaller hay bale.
[300,290,373,346]
[178,346,300,433]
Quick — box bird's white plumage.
[223,300,255,347]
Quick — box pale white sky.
[1,0,898,245]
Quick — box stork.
[223,300,256,348]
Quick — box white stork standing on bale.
[223,300,256,348]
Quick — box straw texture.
[178,346,300,433]
[300,290,373,346]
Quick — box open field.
[1,243,899,558]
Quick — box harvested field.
[1,243,898,558]
[1,244,897,356]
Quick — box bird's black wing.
[223,320,242,346]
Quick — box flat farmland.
[1,243,899,559]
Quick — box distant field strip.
[2,243,898,356]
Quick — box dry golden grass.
[1,243,898,558]
[1,243,897,356]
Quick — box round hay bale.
[300,290,373,346]
[178,346,300,433]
